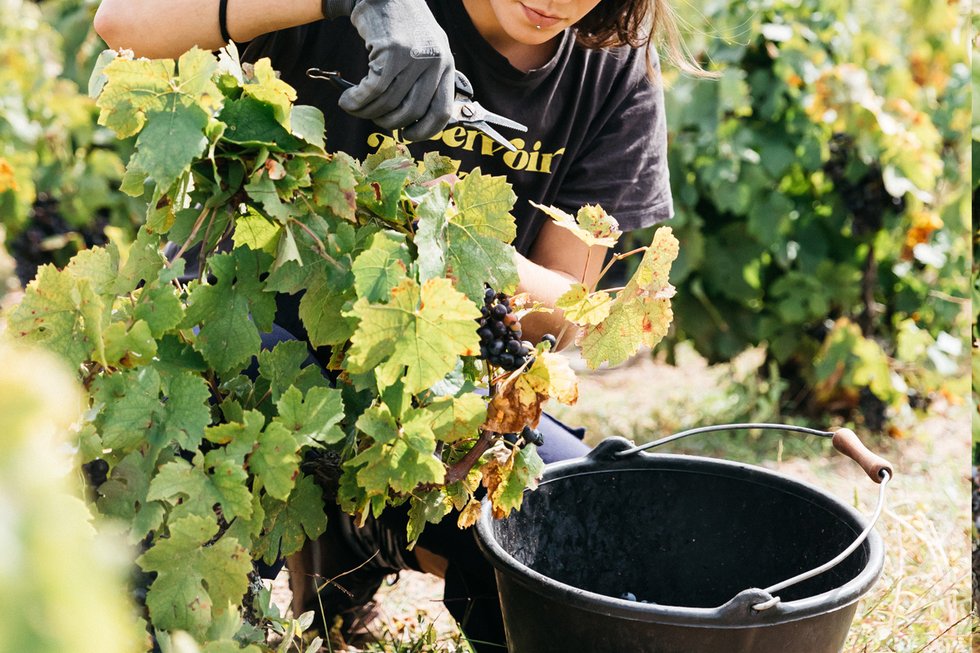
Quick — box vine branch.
[445,429,495,485]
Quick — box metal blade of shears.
[306,67,354,91]
[464,117,519,152]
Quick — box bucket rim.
[474,448,885,628]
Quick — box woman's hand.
[334,0,456,141]
[515,218,607,350]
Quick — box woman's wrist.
[514,252,578,348]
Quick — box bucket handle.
[613,422,893,613]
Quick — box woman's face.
[470,0,605,47]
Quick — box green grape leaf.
[579,227,679,369]
[218,95,301,149]
[555,284,613,326]
[413,183,450,282]
[421,394,487,443]
[139,515,251,639]
[406,489,452,546]
[97,449,166,540]
[65,246,119,295]
[454,169,517,243]
[205,410,265,459]
[134,283,185,338]
[351,231,411,302]
[159,372,212,451]
[356,156,414,222]
[93,366,163,450]
[250,422,301,500]
[346,404,445,495]
[310,153,358,221]
[183,248,275,375]
[8,264,102,370]
[244,164,294,224]
[257,340,315,402]
[444,169,519,300]
[173,47,223,105]
[254,474,326,564]
[299,264,358,347]
[204,453,254,521]
[147,458,251,522]
[128,104,209,192]
[275,385,346,446]
[344,278,481,394]
[529,201,621,248]
[290,104,326,149]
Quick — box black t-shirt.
[242,0,672,256]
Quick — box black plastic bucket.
[475,426,890,653]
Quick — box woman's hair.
[576,0,715,78]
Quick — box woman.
[94,0,696,649]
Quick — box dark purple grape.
[540,334,557,350]
[492,320,508,337]
[506,339,521,354]
[492,304,508,318]
[478,328,493,342]
[485,287,497,304]
[82,458,110,489]
[498,353,515,369]
[520,425,544,447]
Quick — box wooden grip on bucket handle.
[831,427,893,483]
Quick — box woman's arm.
[93,0,322,59]
[516,219,607,350]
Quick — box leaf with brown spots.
[578,227,679,369]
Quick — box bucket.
[474,424,892,653]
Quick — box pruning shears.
[306,67,528,152]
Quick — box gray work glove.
[322,0,455,141]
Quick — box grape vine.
[6,45,680,650]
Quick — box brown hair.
[575,0,716,78]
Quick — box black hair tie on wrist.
[218,0,231,43]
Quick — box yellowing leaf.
[555,283,613,326]
[529,201,621,248]
[96,57,175,137]
[484,374,543,434]
[579,227,679,369]
[0,157,17,193]
[243,58,297,129]
[524,351,578,405]
[480,444,544,519]
[344,278,481,394]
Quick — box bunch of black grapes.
[824,132,906,236]
[477,286,552,371]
